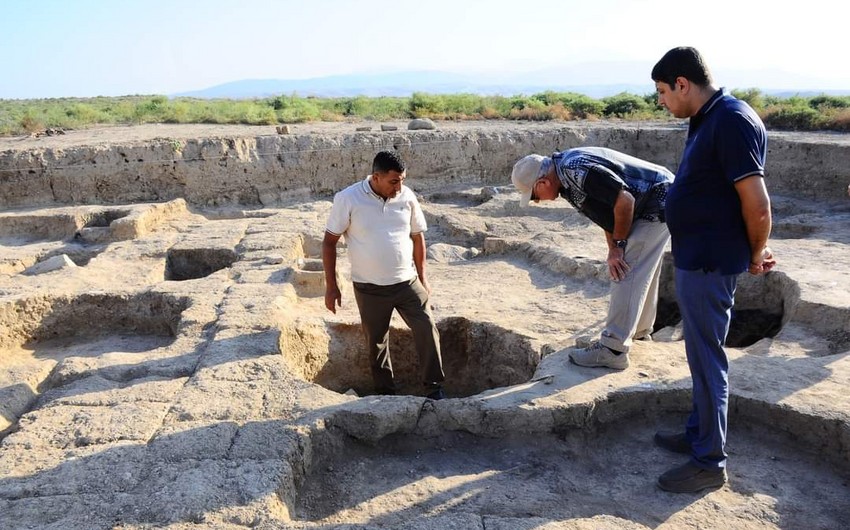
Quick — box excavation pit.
[165,247,238,280]
[282,317,539,398]
[300,233,324,259]
[291,258,327,297]
[81,209,130,228]
[424,187,496,207]
[293,412,850,527]
[0,208,130,246]
[0,292,187,348]
[0,292,188,435]
[0,213,82,245]
[655,268,794,348]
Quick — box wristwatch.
[613,239,628,249]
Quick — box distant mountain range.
[173,62,850,99]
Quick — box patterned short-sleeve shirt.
[552,147,674,233]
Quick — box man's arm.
[606,189,635,281]
[734,175,775,274]
[411,232,431,294]
[322,231,342,313]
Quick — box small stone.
[23,254,77,275]
[356,126,372,132]
[483,237,508,255]
[380,124,398,131]
[276,125,291,134]
[408,118,436,130]
[574,335,594,348]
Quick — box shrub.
[642,92,659,107]
[440,94,483,117]
[480,96,514,117]
[602,93,650,117]
[732,88,765,110]
[562,94,604,118]
[809,95,850,110]
[824,108,850,131]
[409,92,445,116]
[276,98,321,123]
[164,101,190,123]
[133,96,171,123]
[20,110,43,133]
[762,105,823,130]
[2,91,849,134]
[65,103,100,123]
[508,99,556,120]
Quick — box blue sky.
[2,0,849,99]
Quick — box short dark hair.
[651,46,713,88]
[372,150,405,174]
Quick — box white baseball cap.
[511,154,548,206]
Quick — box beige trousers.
[599,220,670,353]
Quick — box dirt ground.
[0,122,849,529]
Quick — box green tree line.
[2,90,849,136]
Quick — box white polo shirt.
[325,176,427,285]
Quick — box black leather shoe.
[658,461,727,493]
[654,430,692,454]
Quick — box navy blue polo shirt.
[665,88,767,274]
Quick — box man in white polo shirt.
[322,150,445,399]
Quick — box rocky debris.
[276,125,291,134]
[29,127,66,138]
[654,323,684,342]
[408,118,436,130]
[426,242,480,263]
[380,124,398,131]
[22,254,77,275]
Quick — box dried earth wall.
[1,122,849,209]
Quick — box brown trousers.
[352,277,444,394]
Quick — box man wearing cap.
[511,147,674,369]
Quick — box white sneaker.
[568,341,629,370]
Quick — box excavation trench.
[165,247,238,280]
[0,208,130,244]
[0,292,188,437]
[292,403,850,527]
[280,317,540,398]
[654,262,799,348]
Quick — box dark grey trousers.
[352,277,444,393]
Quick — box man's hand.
[322,230,343,313]
[420,276,432,295]
[607,247,631,282]
[324,285,342,313]
[748,247,776,275]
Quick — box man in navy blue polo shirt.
[650,47,776,493]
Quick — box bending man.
[511,147,674,370]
